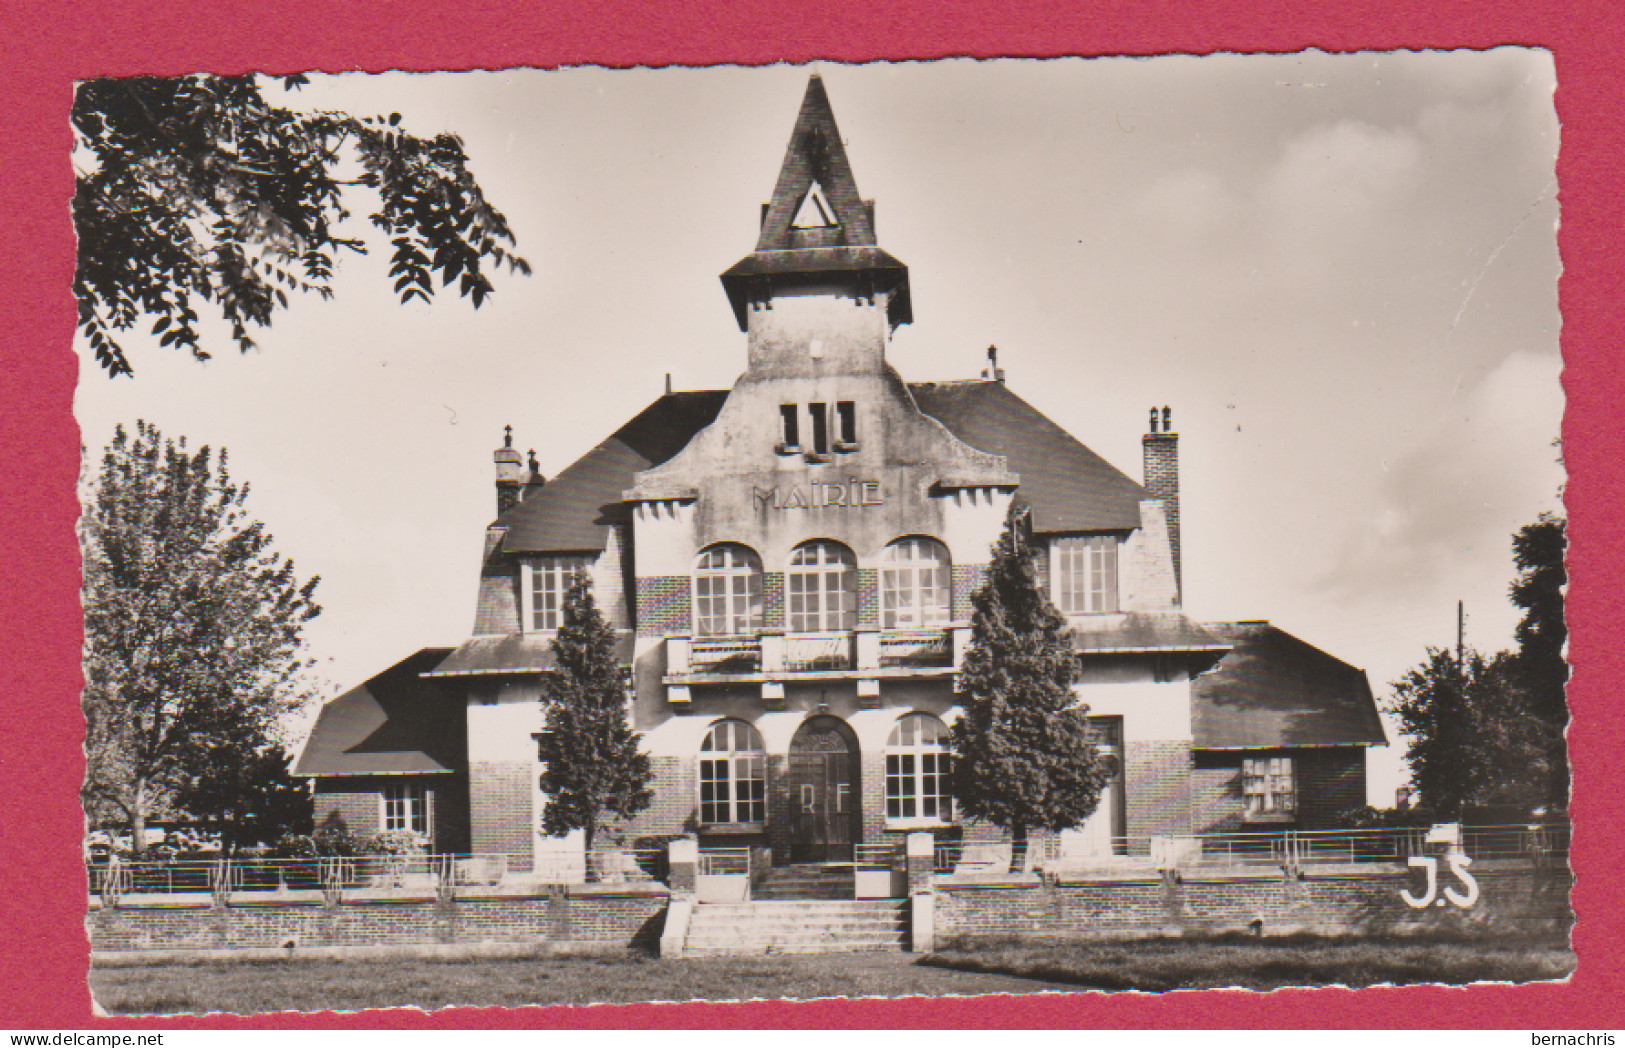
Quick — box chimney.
[494,425,525,514]
[526,449,547,494]
[1142,405,1180,599]
[981,345,1005,383]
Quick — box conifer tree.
[950,506,1108,869]
[538,573,652,854]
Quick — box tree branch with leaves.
[73,74,531,377]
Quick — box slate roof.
[1190,622,1387,750]
[910,381,1147,533]
[293,648,462,776]
[423,631,638,677]
[498,390,727,554]
[499,381,1146,554]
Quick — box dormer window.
[529,555,593,630]
[1050,535,1119,614]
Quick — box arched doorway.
[788,715,859,863]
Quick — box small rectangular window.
[1050,535,1120,614]
[779,404,800,448]
[1242,756,1296,816]
[381,781,432,836]
[836,401,856,445]
[809,403,829,455]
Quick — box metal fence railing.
[697,847,750,877]
[926,823,1571,875]
[853,842,900,870]
[85,849,680,898]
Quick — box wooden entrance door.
[788,717,857,862]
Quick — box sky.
[73,53,1564,808]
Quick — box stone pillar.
[668,836,698,898]
[906,832,935,895]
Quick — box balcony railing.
[879,628,953,667]
[669,627,962,679]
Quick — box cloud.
[1316,349,1564,604]
[1264,120,1423,244]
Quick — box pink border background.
[4,0,1620,1028]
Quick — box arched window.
[880,537,952,628]
[694,543,763,636]
[699,720,767,825]
[886,713,952,822]
[787,540,857,632]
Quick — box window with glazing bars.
[880,537,952,627]
[786,540,857,631]
[530,555,593,630]
[1050,535,1120,613]
[885,713,953,820]
[381,781,431,835]
[698,720,767,824]
[694,544,763,635]
[1242,756,1295,814]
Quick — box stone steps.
[684,898,909,955]
[751,862,858,900]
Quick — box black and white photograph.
[74,54,1570,1013]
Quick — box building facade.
[294,76,1386,871]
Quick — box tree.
[950,506,1109,869]
[1387,515,1568,817]
[537,574,652,854]
[170,740,314,853]
[82,421,321,854]
[74,73,530,377]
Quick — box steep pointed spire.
[721,74,912,332]
[755,74,877,251]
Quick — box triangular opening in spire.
[790,183,839,230]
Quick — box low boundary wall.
[88,883,670,956]
[933,859,1571,940]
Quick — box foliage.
[170,740,312,852]
[1387,516,1568,817]
[537,574,652,851]
[82,421,321,854]
[74,73,530,377]
[950,507,1108,863]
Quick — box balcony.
[665,627,967,697]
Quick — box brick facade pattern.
[856,567,878,628]
[89,888,669,953]
[599,756,696,845]
[951,563,989,620]
[762,571,785,630]
[1124,740,1194,838]
[935,863,1571,939]
[469,762,534,869]
[635,576,691,638]
[1294,747,1368,827]
[1142,431,1180,594]
[472,562,520,635]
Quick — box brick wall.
[951,563,989,620]
[762,572,785,630]
[1124,740,1193,837]
[1141,431,1180,595]
[89,886,670,954]
[935,861,1571,939]
[473,560,520,635]
[856,568,878,628]
[1190,753,1244,835]
[1295,748,1368,828]
[469,762,533,869]
[635,576,691,638]
[313,785,380,839]
[600,756,695,845]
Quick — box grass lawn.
[89,950,1078,1015]
[921,930,1577,992]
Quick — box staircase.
[751,862,856,900]
[683,898,910,956]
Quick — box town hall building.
[294,75,1387,874]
